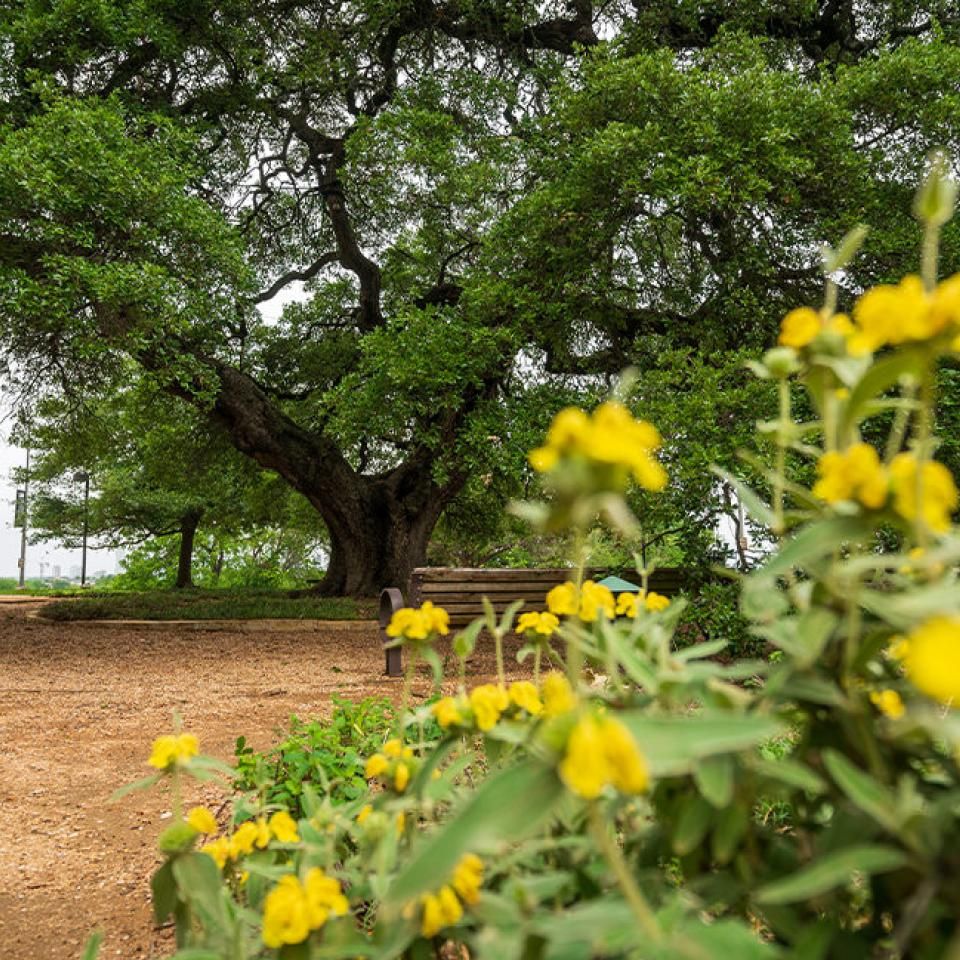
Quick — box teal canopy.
[597,575,641,594]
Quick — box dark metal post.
[379,588,405,677]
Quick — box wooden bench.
[378,566,688,677]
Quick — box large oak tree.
[1,2,958,593]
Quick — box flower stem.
[884,379,917,463]
[910,357,937,549]
[171,768,183,821]
[399,647,418,738]
[533,644,542,685]
[921,222,939,294]
[774,379,790,536]
[589,804,660,941]
[568,530,588,684]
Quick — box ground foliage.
[104,179,960,959]
[39,588,374,622]
[3,2,960,591]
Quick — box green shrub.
[233,697,400,814]
[677,579,763,659]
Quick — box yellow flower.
[888,635,910,661]
[386,602,450,641]
[579,581,615,621]
[813,443,888,509]
[546,581,579,616]
[604,718,651,794]
[541,672,577,716]
[931,273,960,333]
[850,275,946,352]
[546,580,614,622]
[365,753,389,778]
[303,867,349,927]
[356,804,373,825]
[889,453,958,533]
[516,610,560,637]
[269,810,300,844]
[826,312,854,337]
[870,689,906,719]
[420,886,463,938]
[469,684,509,731]
[200,836,230,869]
[778,307,821,348]
[262,876,311,949]
[437,885,462,925]
[420,893,445,939]
[147,732,199,770]
[559,714,649,799]
[394,762,410,793]
[254,818,271,849]
[431,696,465,729]
[903,616,960,706]
[508,680,543,715]
[558,715,609,799]
[382,738,413,759]
[529,402,666,492]
[615,593,638,617]
[616,591,670,616]
[644,591,671,612]
[413,855,481,938]
[396,811,406,833]
[451,853,484,906]
[547,406,591,448]
[528,445,559,472]
[228,821,258,858]
[420,601,450,636]
[262,870,348,949]
[186,806,218,835]
[386,607,428,641]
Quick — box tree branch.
[252,252,339,304]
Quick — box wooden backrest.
[407,566,689,626]
[409,567,574,626]
[379,566,691,676]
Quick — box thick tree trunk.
[313,471,448,597]
[203,364,463,597]
[175,509,203,589]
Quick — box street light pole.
[73,470,90,587]
[17,449,29,589]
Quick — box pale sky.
[0,435,120,581]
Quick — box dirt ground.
[0,598,528,960]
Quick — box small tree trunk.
[211,544,225,584]
[175,509,203,589]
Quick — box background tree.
[26,378,326,588]
[1,2,958,593]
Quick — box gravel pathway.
[0,600,524,959]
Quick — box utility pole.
[17,448,29,588]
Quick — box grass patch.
[38,588,377,622]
